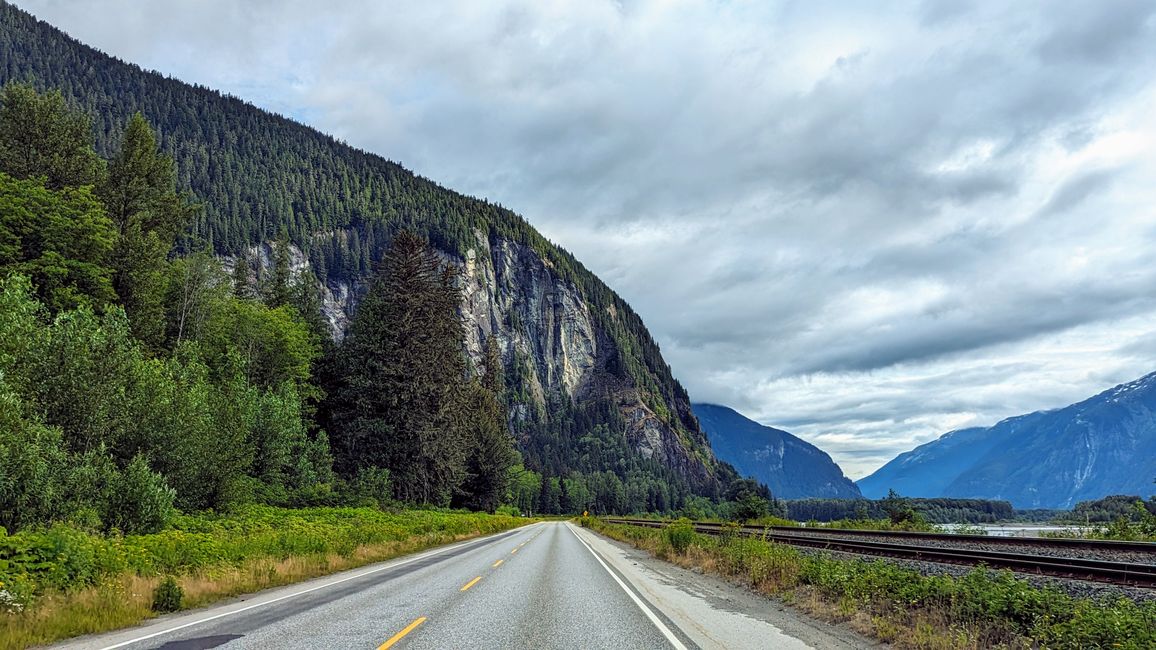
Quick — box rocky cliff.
[229,230,716,489]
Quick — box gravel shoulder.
[575,524,881,650]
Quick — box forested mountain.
[0,1,737,515]
[693,404,861,500]
[858,373,1156,508]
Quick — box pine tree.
[454,335,517,511]
[264,236,293,308]
[329,230,470,506]
[232,251,256,300]
[99,113,194,349]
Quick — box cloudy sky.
[20,0,1156,478]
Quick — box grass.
[588,518,1156,650]
[0,506,529,649]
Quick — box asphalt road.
[56,522,865,650]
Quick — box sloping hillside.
[858,373,1156,508]
[0,1,733,496]
[693,404,861,499]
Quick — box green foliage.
[103,455,176,535]
[0,172,115,311]
[350,467,393,509]
[0,506,524,604]
[98,112,195,350]
[786,497,1017,524]
[665,518,694,555]
[151,576,182,613]
[723,478,774,523]
[0,83,103,189]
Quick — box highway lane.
[56,521,861,649]
[55,522,686,650]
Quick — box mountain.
[0,2,735,497]
[692,404,861,500]
[858,373,1156,508]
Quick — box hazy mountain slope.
[858,373,1156,508]
[692,404,861,499]
[0,2,731,493]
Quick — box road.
[55,522,871,650]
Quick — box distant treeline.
[786,497,1016,524]
[1059,495,1156,524]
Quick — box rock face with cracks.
[232,230,717,489]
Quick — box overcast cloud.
[20,0,1156,478]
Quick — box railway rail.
[601,517,1156,588]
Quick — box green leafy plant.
[665,518,694,555]
[151,575,183,613]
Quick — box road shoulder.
[569,522,880,650]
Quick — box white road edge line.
[567,523,689,650]
[97,523,541,650]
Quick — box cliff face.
[232,231,715,487]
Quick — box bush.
[104,455,176,534]
[495,505,520,517]
[151,576,182,613]
[351,466,393,508]
[666,518,694,555]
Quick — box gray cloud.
[19,0,1156,478]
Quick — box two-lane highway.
[56,522,867,649]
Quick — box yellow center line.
[378,617,426,650]
[492,559,503,568]
[510,547,518,554]
[460,576,482,592]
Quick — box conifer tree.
[265,236,293,308]
[232,252,256,300]
[455,335,517,512]
[99,113,193,349]
[330,230,470,505]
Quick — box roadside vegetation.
[0,506,524,649]
[588,518,1156,650]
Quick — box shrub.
[666,518,694,555]
[104,455,176,534]
[351,467,393,508]
[151,576,182,613]
[495,505,520,517]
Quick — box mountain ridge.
[858,372,1156,508]
[692,403,862,500]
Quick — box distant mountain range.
[692,404,862,500]
[858,372,1156,508]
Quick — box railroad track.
[602,517,1156,588]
